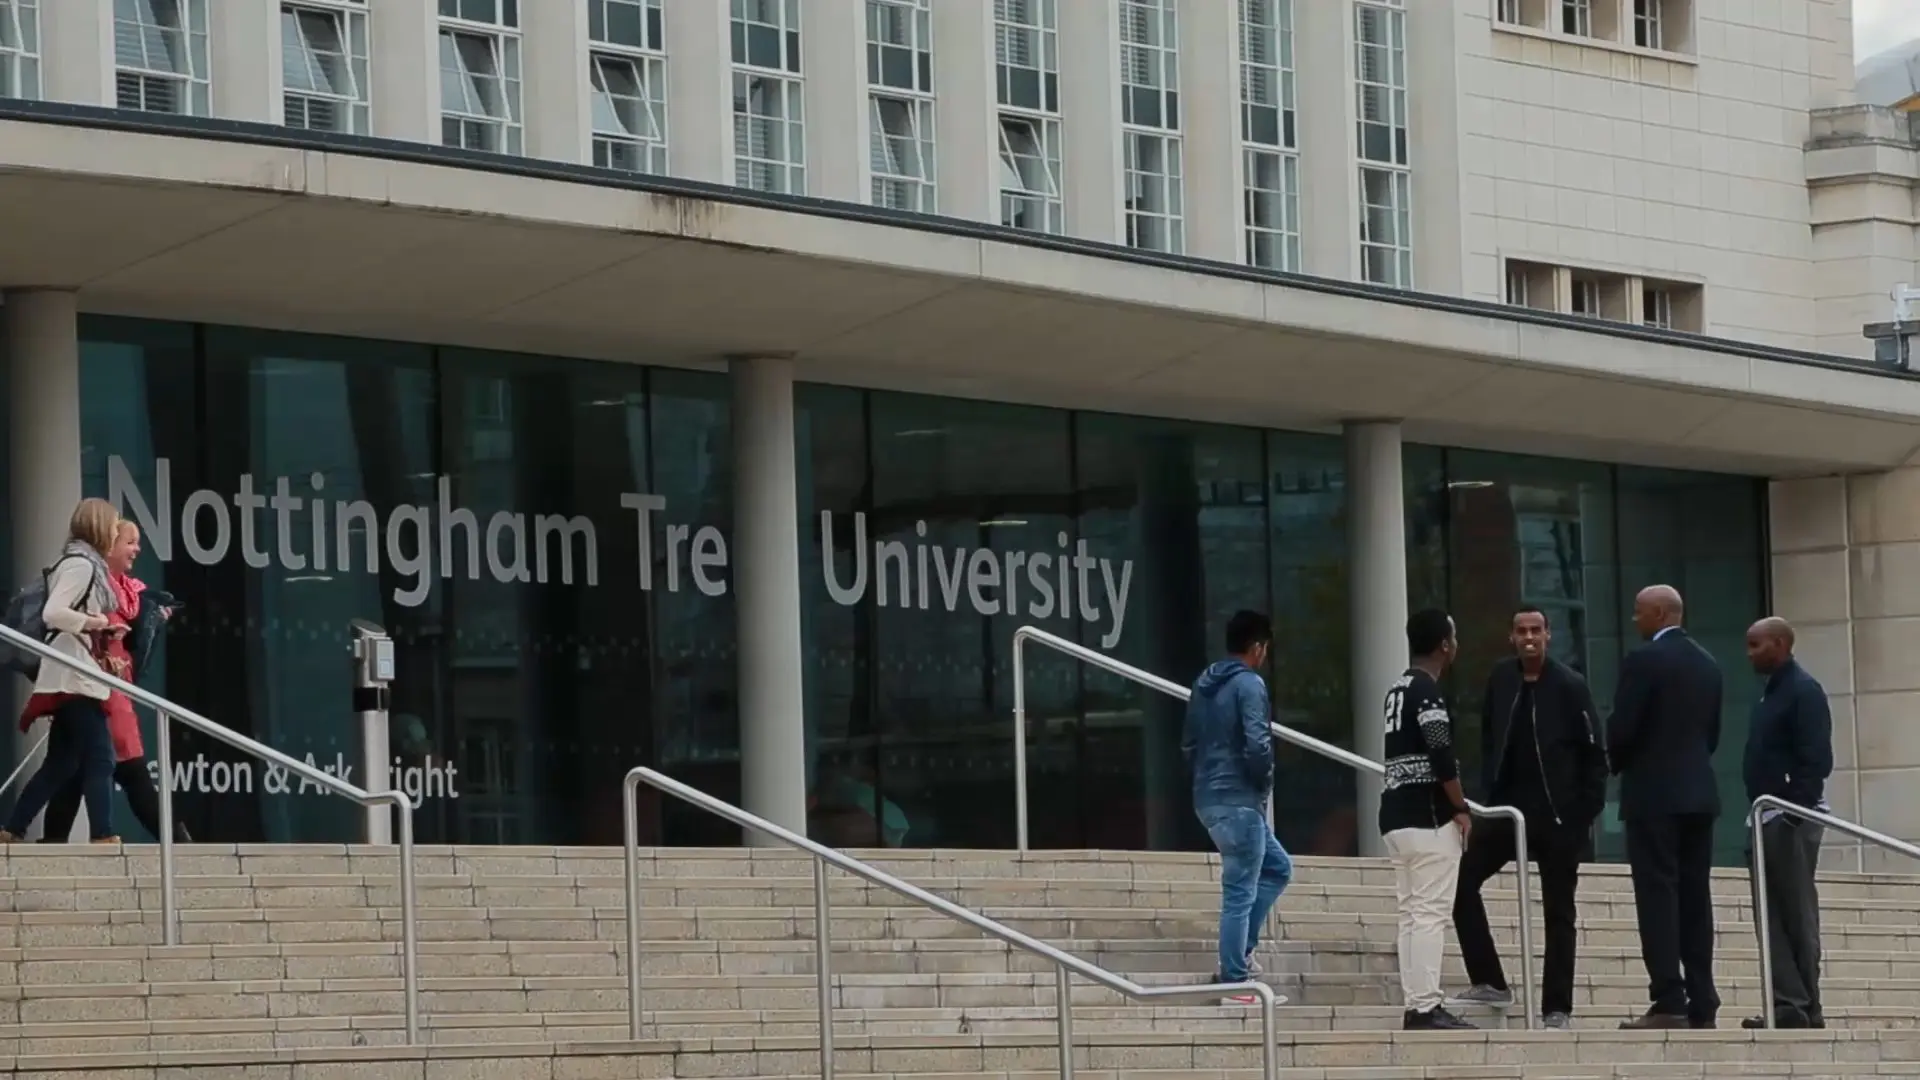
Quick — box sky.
[1856,0,1920,61]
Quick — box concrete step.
[5,1027,1920,1078]
[5,996,1920,1057]
[0,963,1894,1026]
[0,932,1913,986]
[5,844,1917,901]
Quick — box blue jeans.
[1198,804,1293,981]
[7,697,115,839]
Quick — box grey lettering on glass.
[106,457,1138,647]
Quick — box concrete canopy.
[4,110,1920,478]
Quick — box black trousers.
[1749,815,1823,1022]
[40,758,188,844]
[1452,814,1584,1016]
[1625,812,1720,1020]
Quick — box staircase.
[2,842,1917,1078]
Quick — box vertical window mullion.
[1354,0,1410,288]
[1119,0,1183,254]
[732,0,805,193]
[590,0,669,175]
[995,0,1063,233]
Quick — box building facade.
[2,0,1919,869]
[0,1,1869,346]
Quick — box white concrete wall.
[1453,0,1829,347]
[31,0,1876,354]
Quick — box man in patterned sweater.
[1379,608,1475,1030]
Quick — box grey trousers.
[1749,816,1824,1019]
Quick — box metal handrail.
[622,766,1281,1080]
[1011,624,1538,1029]
[0,621,421,1043]
[1749,794,1919,1029]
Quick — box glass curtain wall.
[1407,446,1767,865]
[57,316,1767,860]
[71,317,734,845]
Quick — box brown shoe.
[0,831,17,844]
[1619,1011,1689,1030]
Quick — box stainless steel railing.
[622,766,1281,1080]
[0,622,422,1043]
[1749,794,1920,1030]
[1010,624,1539,1029]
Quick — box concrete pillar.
[211,0,277,123]
[800,0,866,204]
[523,0,589,164]
[39,0,113,107]
[665,0,732,183]
[1403,0,1463,295]
[1766,475,1860,868]
[730,356,808,842]
[1057,0,1123,243]
[371,1,440,143]
[3,290,85,840]
[1294,0,1356,280]
[1345,420,1407,858]
[931,1,997,223]
[1177,0,1242,263]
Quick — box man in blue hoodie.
[1184,610,1290,996]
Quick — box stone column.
[3,290,85,840]
[931,1,997,223]
[210,0,277,122]
[370,2,440,143]
[1057,0,1123,243]
[1346,420,1407,858]
[800,0,866,203]
[522,0,590,164]
[1772,467,1920,873]
[39,0,112,107]
[1176,0,1242,263]
[731,356,809,841]
[665,0,733,183]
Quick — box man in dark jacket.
[1183,610,1290,999]
[1609,584,1724,1029]
[1449,607,1607,1028]
[1740,616,1832,1030]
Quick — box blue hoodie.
[1183,659,1275,811]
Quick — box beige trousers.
[1384,823,1465,1013]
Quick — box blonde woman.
[2,498,123,843]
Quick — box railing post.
[1012,630,1029,852]
[394,794,420,1044]
[1509,810,1535,1030]
[1753,800,1775,1030]
[1055,964,1074,1080]
[156,710,177,946]
[815,856,835,1080]
[1258,986,1277,1080]
[623,772,644,1040]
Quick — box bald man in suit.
[1608,585,1723,1030]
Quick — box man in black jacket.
[1449,607,1607,1029]
[1740,616,1832,1030]
[1609,584,1724,1029]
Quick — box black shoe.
[1742,1008,1810,1030]
[1619,1010,1689,1030]
[1404,1005,1477,1030]
[1689,1016,1717,1030]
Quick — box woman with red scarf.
[41,521,186,843]
[1,499,122,844]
